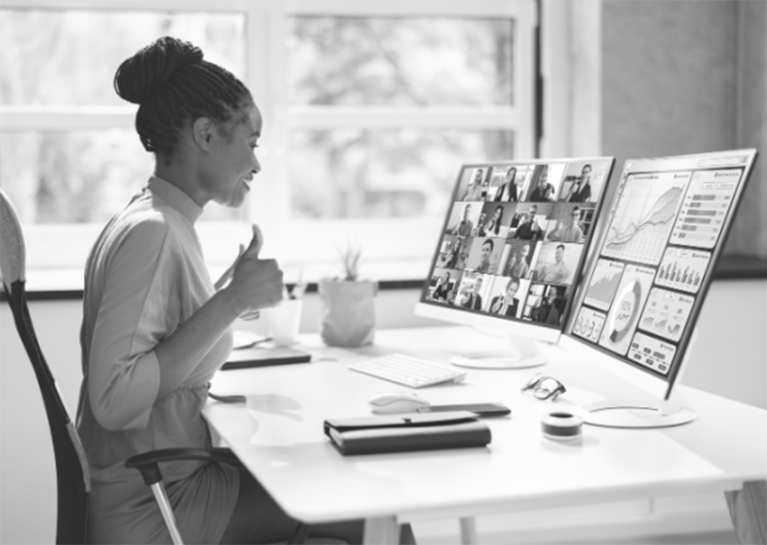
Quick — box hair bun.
[114,36,203,105]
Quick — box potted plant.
[318,241,378,347]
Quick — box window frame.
[0,0,538,285]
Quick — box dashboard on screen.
[567,149,758,388]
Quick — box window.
[0,0,537,286]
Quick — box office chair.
[0,189,315,545]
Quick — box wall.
[544,0,766,256]
[601,0,739,166]
[2,280,766,544]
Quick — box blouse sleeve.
[88,220,177,431]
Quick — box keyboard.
[348,353,467,388]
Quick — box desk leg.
[725,480,766,545]
[363,516,399,545]
[459,517,477,545]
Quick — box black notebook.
[324,411,492,455]
[222,345,312,370]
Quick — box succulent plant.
[335,240,364,281]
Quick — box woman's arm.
[88,222,282,431]
[154,257,282,398]
[156,228,282,397]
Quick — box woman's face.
[507,282,519,298]
[547,290,557,303]
[200,104,262,208]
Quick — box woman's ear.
[191,117,215,151]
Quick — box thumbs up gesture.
[218,224,284,315]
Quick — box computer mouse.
[368,392,431,414]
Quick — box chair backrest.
[0,189,90,544]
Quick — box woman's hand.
[223,224,284,315]
[214,224,264,291]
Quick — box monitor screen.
[566,149,759,392]
[418,157,615,338]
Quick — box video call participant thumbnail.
[493,166,520,203]
[502,241,533,281]
[532,285,565,326]
[456,273,485,310]
[444,236,469,270]
[488,278,522,318]
[562,163,594,203]
[511,204,549,242]
[546,205,584,244]
[429,269,457,302]
[460,168,489,201]
[471,238,499,274]
[534,242,582,285]
[482,204,508,237]
[450,203,476,236]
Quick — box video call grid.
[424,160,610,330]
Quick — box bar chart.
[670,169,742,249]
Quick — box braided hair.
[114,36,254,157]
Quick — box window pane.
[288,129,514,219]
[0,131,240,223]
[0,10,245,105]
[288,17,514,106]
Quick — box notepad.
[222,345,311,370]
[324,411,492,455]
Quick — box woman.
[533,288,561,325]
[529,165,553,203]
[484,205,505,236]
[567,164,593,203]
[495,166,518,202]
[432,272,451,301]
[76,37,366,544]
[445,237,464,269]
[489,279,520,317]
[474,212,487,236]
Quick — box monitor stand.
[449,335,547,369]
[580,398,697,429]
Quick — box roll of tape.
[541,411,582,440]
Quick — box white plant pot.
[318,278,378,347]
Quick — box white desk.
[204,326,767,544]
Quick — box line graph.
[602,172,689,265]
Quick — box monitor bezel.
[561,148,759,401]
[416,156,617,342]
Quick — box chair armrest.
[126,448,243,486]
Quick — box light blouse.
[77,176,237,544]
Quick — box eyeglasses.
[521,373,567,401]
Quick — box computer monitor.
[560,149,759,428]
[415,157,616,368]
